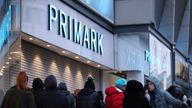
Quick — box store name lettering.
[145,50,159,66]
[48,4,103,55]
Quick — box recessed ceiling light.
[8,57,12,60]
[97,65,101,67]
[10,52,21,54]
[75,56,79,59]
[6,62,9,65]
[62,51,66,53]
[46,45,51,47]
[0,73,3,76]
[87,61,90,63]
[29,38,33,40]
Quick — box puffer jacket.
[147,77,181,108]
[76,88,101,108]
[105,86,124,108]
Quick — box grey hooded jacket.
[147,77,181,108]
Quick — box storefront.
[149,33,172,90]
[175,51,189,89]
[190,62,192,88]
[116,32,149,84]
[116,31,172,88]
[0,0,115,102]
[0,0,21,106]
[189,62,192,96]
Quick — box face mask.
[145,94,151,101]
[183,95,187,103]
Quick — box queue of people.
[1,71,192,108]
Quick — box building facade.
[0,0,192,106]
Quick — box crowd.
[1,71,192,108]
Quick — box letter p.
[48,4,57,30]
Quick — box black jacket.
[37,89,68,108]
[31,88,43,106]
[76,88,101,108]
[59,90,75,108]
[37,75,68,108]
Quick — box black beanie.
[32,78,44,89]
[84,77,95,90]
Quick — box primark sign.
[48,4,103,55]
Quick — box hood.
[32,78,44,89]
[105,86,123,96]
[44,75,57,89]
[146,76,161,90]
[58,82,67,91]
[78,88,95,96]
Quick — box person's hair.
[16,71,28,90]
[97,90,104,100]
[32,78,44,89]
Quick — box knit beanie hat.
[84,76,95,90]
[115,78,127,88]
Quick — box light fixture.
[6,62,9,65]
[0,73,3,76]
[97,65,101,67]
[46,44,51,47]
[10,52,21,54]
[87,61,90,63]
[8,57,12,60]
[62,51,66,54]
[29,38,33,40]
[75,56,79,59]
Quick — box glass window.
[78,0,114,23]
[149,33,171,90]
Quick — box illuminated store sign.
[0,5,11,51]
[48,4,103,55]
[145,50,159,66]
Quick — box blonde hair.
[16,71,28,90]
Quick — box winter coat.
[123,80,150,108]
[0,89,4,108]
[2,86,36,108]
[58,90,75,108]
[31,88,43,106]
[147,77,181,108]
[105,86,124,108]
[76,88,101,108]
[58,82,75,108]
[37,75,68,108]
[37,89,68,108]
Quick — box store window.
[0,1,21,106]
[149,33,171,90]
[117,32,149,76]
[78,0,114,23]
[189,63,192,88]
[175,51,189,82]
